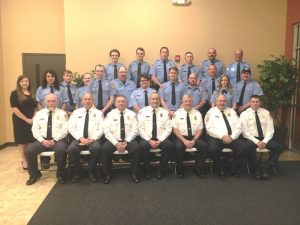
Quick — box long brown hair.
[16,75,33,103]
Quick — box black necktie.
[120,112,125,140]
[238,82,247,105]
[163,61,167,82]
[144,90,148,106]
[221,89,227,95]
[187,66,191,79]
[152,110,157,140]
[97,80,103,110]
[46,111,52,140]
[236,63,241,83]
[50,86,54,93]
[83,109,89,138]
[187,112,193,140]
[255,111,264,140]
[137,62,141,88]
[67,84,74,106]
[171,83,176,105]
[221,110,232,135]
[114,65,118,79]
[212,78,216,93]
[211,60,215,65]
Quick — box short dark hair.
[140,74,150,81]
[95,64,105,71]
[136,47,145,53]
[42,69,60,90]
[185,52,193,56]
[109,49,120,57]
[250,95,261,100]
[169,66,178,73]
[160,47,169,53]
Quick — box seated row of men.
[25,92,284,185]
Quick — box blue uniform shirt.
[130,87,156,109]
[158,81,185,111]
[60,81,78,112]
[105,63,125,81]
[74,85,91,107]
[36,85,68,108]
[199,59,225,80]
[202,76,219,101]
[88,78,113,108]
[128,60,151,85]
[179,64,200,85]
[226,61,251,85]
[233,79,263,105]
[184,85,208,107]
[111,79,137,108]
[210,88,234,107]
[150,59,177,83]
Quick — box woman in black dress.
[10,75,37,169]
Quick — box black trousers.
[139,138,173,171]
[249,137,284,168]
[102,139,141,175]
[174,137,208,169]
[206,135,256,171]
[67,139,102,172]
[25,140,67,178]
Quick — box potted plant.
[257,55,299,144]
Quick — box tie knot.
[49,111,52,115]
[255,111,258,114]
[153,109,156,113]
[98,80,101,84]
[244,82,247,85]
[86,109,89,113]
[120,112,124,116]
[163,61,166,65]
[221,110,224,113]
[114,65,117,68]
[138,62,141,66]
[67,84,70,88]
[144,90,147,93]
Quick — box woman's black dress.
[10,90,37,144]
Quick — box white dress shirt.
[138,106,172,142]
[68,107,104,140]
[240,107,274,144]
[104,108,138,145]
[205,106,242,140]
[32,108,68,142]
[172,108,203,136]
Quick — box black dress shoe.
[71,174,81,183]
[103,174,111,184]
[195,168,205,178]
[177,169,184,178]
[254,169,261,180]
[57,176,66,184]
[230,168,240,178]
[131,174,140,183]
[26,171,42,185]
[144,172,152,179]
[218,170,225,178]
[261,167,269,179]
[89,172,98,183]
[42,163,50,170]
[156,170,166,179]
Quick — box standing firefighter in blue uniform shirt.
[179,52,200,85]
[105,49,125,82]
[60,70,77,114]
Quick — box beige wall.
[1,0,287,142]
[0,0,65,142]
[0,3,6,145]
[64,0,287,78]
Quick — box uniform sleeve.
[230,111,242,140]
[138,111,151,141]
[263,111,274,144]
[53,111,68,141]
[61,88,69,103]
[149,62,156,76]
[253,82,264,96]
[31,113,44,142]
[110,81,117,96]
[204,110,223,139]
[68,111,79,140]
[36,86,43,103]
[240,111,259,144]
[104,114,119,146]
[10,91,18,108]
[125,115,139,143]
[130,91,138,107]
[159,115,172,142]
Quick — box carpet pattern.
[28,161,300,225]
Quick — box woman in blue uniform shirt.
[210,74,234,107]
[36,69,68,110]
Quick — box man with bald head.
[67,93,104,183]
[205,94,255,178]
[25,94,68,185]
[199,48,225,80]
[226,49,251,85]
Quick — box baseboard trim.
[0,142,17,150]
